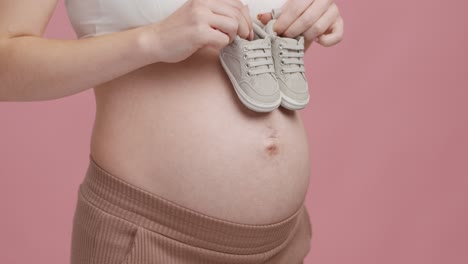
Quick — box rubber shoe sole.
[279,91,310,110]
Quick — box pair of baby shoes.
[219,10,310,112]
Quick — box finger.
[219,0,252,36]
[219,0,245,10]
[317,16,344,47]
[209,4,250,40]
[203,28,231,50]
[283,0,334,38]
[257,12,273,25]
[301,3,339,42]
[240,4,254,40]
[274,0,313,35]
[208,14,239,43]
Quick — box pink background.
[1,0,467,263]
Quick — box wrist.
[134,24,163,65]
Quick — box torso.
[69,0,311,225]
[90,47,311,225]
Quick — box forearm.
[0,26,156,102]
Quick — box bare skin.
[91,48,312,224]
[0,0,343,225]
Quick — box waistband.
[79,154,305,255]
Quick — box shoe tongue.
[277,35,304,75]
[264,20,277,37]
[252,22,268,39]
[264,19,304,75]
[271,8,281,19]
[246,24,273,74]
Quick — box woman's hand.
[144,0,254,63]
[258,0,344,50]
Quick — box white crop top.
[65,0,287,39]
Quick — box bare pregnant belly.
[90,47,311,225]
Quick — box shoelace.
[278,41,305,74]
[243,39,275,76]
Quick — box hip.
[70,158,312,264]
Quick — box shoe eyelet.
[243,46,248,52]
[280,68,285,74]
[279,44,283,50]
[245,63,250,69]
[280,59,285,66]
[243,54,248,60]
[279,51,283,57]
[247,71,252,76]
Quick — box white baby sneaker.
[263,10,310,110]
[219,22,281,113]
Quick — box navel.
[265,142,280,156]
[263,122,280,157]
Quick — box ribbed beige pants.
[70,155,313,264]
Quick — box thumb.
[257,13,273,25]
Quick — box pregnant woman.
[0,0,343,263]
